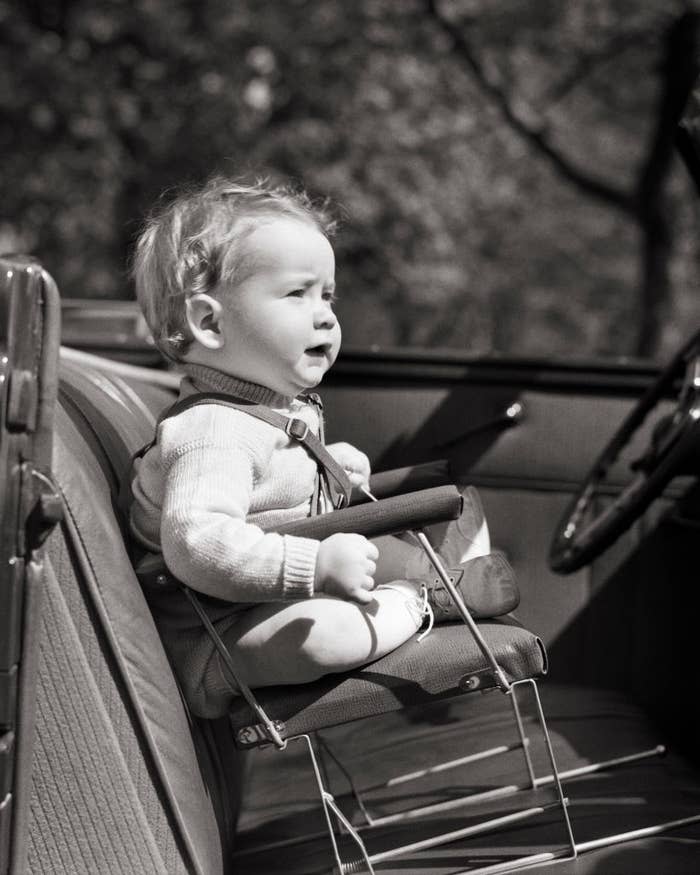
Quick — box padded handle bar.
[268,484,463,540]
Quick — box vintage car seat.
[8,260,699,875]
[54,347,556,874]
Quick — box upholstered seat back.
[26,356,232,875]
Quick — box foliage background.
[1,0,699,360]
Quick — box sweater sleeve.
[159,410,319,603]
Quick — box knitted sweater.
[130,362,324,605]
[128,363,329,715]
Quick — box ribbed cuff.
[282,535,319,599]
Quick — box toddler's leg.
[372,485,519,620]
[371,486,491,583]
[370,485,490,582]
[220,582,423,689]
[420,485,491,567]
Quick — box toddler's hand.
[326,442,371,489]
[315,533,378,604]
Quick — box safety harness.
[123,391,355,744]
[132,390,353,514]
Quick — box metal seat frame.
[212,525,700,874]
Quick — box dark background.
[2,0,699,359]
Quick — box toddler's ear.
[186,294,224,350]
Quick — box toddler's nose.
[314,302,338,329]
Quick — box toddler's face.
[214,217,341,397]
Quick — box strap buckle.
[285,417,309,441]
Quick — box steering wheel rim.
[549,328,700,575]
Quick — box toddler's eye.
[323,290,338,305]
[287,289,305,298]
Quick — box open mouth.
[305,344,329,356]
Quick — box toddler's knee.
[298,619,373,676]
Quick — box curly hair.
[131,176,337,361]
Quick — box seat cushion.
[229,618,546,741]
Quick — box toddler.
[128,177,518,716]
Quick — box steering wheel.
[549,328,700,574]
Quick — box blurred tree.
[425,0,700,356]
[1,0,699,360]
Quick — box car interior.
[4,84,700,875]
[2,242,700,875]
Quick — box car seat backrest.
[27,354,230,875]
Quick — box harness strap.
[124,389,353,744]
[153,392,353,510]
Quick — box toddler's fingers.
[365,542,379,561]
[350,473,370,491]
[354,588,374,605]
[362,574,375,590]
[366,559,377,576]
[345,470,365,487]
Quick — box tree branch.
[636,11,700,209]
[542,28,658,107]
[633,11,700,356]
[423,0,634,213]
